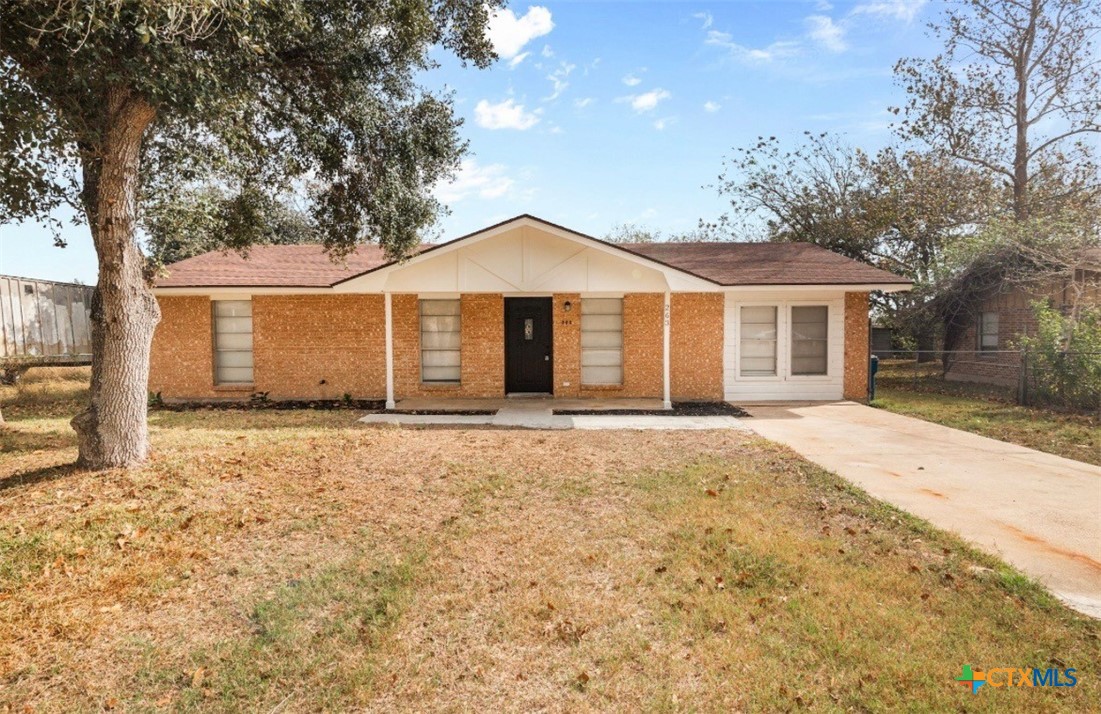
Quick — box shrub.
[1017,301,1101,410]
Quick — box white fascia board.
[721,283,911,294]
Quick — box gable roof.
[154,214,912,289]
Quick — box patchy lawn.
[2,370,1099,711]
[872,360,1100,467]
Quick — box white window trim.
[419,298,461,384]
[212,298,254,386]
[737,303,780,380]
[734,300,837,382]
[789,304,830,378]
[580,297,625,386]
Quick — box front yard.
[2,370,1099,711]
[872,360,1100,466]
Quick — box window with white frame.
[581,298,623,385]
[213,300,254,385]
[790,306,828,375]
[739,306,778,377]
[979,311,999,351]
[420,299,461,382]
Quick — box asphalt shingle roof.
[154,216,911,289]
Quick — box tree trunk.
[71,88,159,470]
[1012,1,1038,222]
[916,324,938,363]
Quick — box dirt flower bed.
[2,371,1099,711]
[553,401,750,417]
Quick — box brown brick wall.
[459,294,505,397]
[577,293,664,398]
[392,293,505,398]
[550,293,665,398]
[150,296,218,399]
[552,294,582,397]
[151,291,724,402]
[151,295,387,401]
[670,293,724,400]
[252,295,386,400]
[945,278,1099,386]
[844,292,869,401]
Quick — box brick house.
[945,254,1101,387]
[150,215,911,405]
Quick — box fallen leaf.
[191,666,206,689]
[705,489,719,498]
[104,697,118,710]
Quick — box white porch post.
[384,291,395,409]
[663,290,672,409]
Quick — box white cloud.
[544,61,575,101]
[705,30,801,63]
[488,6,554,59]
[574,97,595,108]
[653,116,677,131]
[435,159,514,203]
[805,15,847,53]
[851,0,927,23]
[622,73,642,87]
[474,98,540,130]
[541,44,554,58]
[620,88,671,113]
[692,11,713,29]
[816,0,834,10]
[508,51,531,69]
[703,100,721,113]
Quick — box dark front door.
[505,298,553,393]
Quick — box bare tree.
[895,0,1101,221]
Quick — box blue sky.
[0,0,939,284]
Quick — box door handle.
[544,354,550,361]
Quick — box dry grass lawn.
[872,361,1100,466]
[2,369,1099,712]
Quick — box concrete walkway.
[745,401,1101,618]
[359,400,749,431]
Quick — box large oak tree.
[1,0,499,469]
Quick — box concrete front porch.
[392,396,667,412]
[359,396,748,431]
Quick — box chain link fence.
[871,349,1101,415]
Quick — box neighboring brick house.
[945,253,1101,387]
[151,215,911,405]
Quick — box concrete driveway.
[744,402,1101,618]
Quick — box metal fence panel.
[0,275,94,368]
